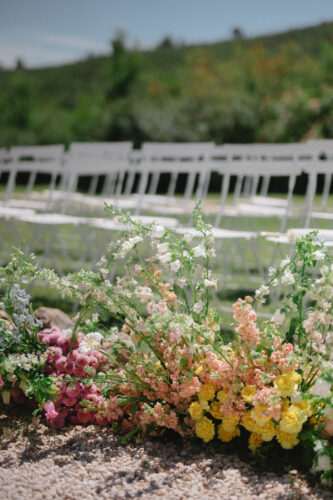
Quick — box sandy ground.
[0,415,331,500]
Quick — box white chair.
[135,142,215,214]
[213,144,307,209]
[3,145,65,204]
[211,145,304,232]
[306,139,333,211]
[301,141,333,227]
[63,142,132,197]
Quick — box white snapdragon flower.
[118,236,143,258]
[204,278,217,289]
[177,277,187,288]
[136,286,154,303]
[310,378,331,398]
[193,301,204,314]
[280,257,290,268]
[170,260,181,273]
[159,252,172,264]
[255,285,269,302]
[281,269,295,286]
[151,225,165,239]
[193,245,206,258]
[314,249,325,261]
[157,242,169,254]
[78,332,104,353]
[2,353,42,373]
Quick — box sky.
[1,0,333,68]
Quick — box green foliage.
[0,22,333,146]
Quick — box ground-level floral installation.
[1,206,333,487]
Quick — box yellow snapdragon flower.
[250,404,271,427]
[195,416,215,443]
[220,415,240,433]
[241,385,256,403]
[216,390,228,402]
[279,405,307,434]
[294,399,312,417]
[188,401,204,421]
[276,430,299,449]
[274,371,301,397]
[198,383,215,402]
[195,365,204,375]
[218,424,240,443]
[249,433,263,452]
[209,401,224,420]
[241,413,257,433]
[256,420,276,442]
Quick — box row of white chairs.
[1,140,333,233]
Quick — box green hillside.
[1,21,333,147]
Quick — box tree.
[232,27,245,40]
[15,58,25,70]
[158,36,174,50]
[107,32,140,99]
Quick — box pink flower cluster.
[138,402,179,432]
[232,298,260,346]
[38,327,119,428]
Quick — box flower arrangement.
[1,206,333,486]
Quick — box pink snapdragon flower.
[233,299,260,346]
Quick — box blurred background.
[1,0,333,316]
[1,0,333,147]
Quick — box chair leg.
[148,172,160,195]
[124,171,136,195]
[233,175,244,206]
[251,175,260,198]
[185,172,197,200]
[167,172,178,197]
[5,170,17,201]
[304,173,317,229]
[260,176,270,197]
[26,171,37,194]
[321,173,332,209]
[47,173,57,207]
[88,175,99,195]
[115,171,125,196]
[196,171,210,200]
[135,171,149,214]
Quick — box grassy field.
[1,188,333,324]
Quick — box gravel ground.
[0,414,331,500]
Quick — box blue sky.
[1,0,333,68]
